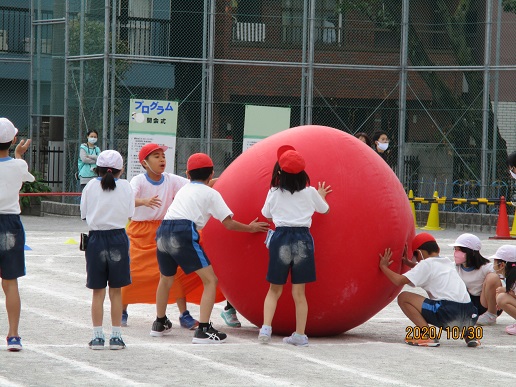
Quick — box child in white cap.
[450,233,502,326]
[80,150,135,350]
[491,245,516,334]
[0,117,34,351]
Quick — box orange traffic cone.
[489,196,515,240]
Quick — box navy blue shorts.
[267,227,315,285]
[0,214,26,280]
[421,299,478,327]
[85,229,131,289]
[156,220,210,276]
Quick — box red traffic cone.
[490,196,515,240]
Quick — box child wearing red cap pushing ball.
[154,153,269,343]
[379,232,480,347]
[258,146,332,346]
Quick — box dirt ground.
[0,215,515,386]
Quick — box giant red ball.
[203,125,414,336]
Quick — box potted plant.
[19,171,52,216]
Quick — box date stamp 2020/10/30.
[405,325,483,341]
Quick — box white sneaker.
[476,312,496,326]
[258,326,272,343]
[283,332,309,347]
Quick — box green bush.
[19,171,52,209]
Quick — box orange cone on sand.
[490,196,515,240]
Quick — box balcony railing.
[117,16,171,57]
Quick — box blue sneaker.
[220,307,241,328]
[179,310,199,330]
[109,336,126,350]
[88,337,105,350]
[121,310,128,327]
[7,336,22,352]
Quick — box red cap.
[277,145,296,160]
[412,232,436,250]
[187,153,214,171]
[139,143,169,163]
[278,150,305,174]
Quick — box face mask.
[511,170,516,180]
[454,250,467,265]
[377,142,389,151]
[88,137,97,144]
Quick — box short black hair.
[189,166,213,181]
[417,241,439,255]
[0,141,12,150]
[507,151,516,168]
[372,130,388,143]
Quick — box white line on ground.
[0,376,24,387]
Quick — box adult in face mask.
[507,151,516,180]
[450,233,502,326]
[78,129,101,191]
[371,130,390,163]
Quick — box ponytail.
[96,166,119,191]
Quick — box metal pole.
[79,0,85,142]
[480,0,493,199]
[205,0,216,156]
[200,0,208,153]
[110,0,117,148]
[397,0,409,183]
[28,0,34,169]
[491,0,502,180]
[102,0,110,149]
[300,0,308,125]
[63,0,69,197]
[305,0,315,124]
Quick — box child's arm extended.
[135,195,162,208]
[379,247,411,287]
[15,138,31,159]
[221,216,269,233]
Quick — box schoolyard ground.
[1,215,515,387]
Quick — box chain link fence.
[1,0,516,210]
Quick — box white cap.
[489,245,516,263]
[449,233,482,251]
[96,150,123,170]
[0,117,18,143]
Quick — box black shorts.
[85,229,131,289]
[469,294,503,316]
[421,299,478,327]
[267,227,315,285]
[0,214,26,280]
[156,220,210,276]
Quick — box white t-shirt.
[130,173,189,221]
[261,186,329,227]
[403,256,471,303]
[456,262,494,296]
[80,178,135,230]
[0,157,35,214]
[164,182,233,229]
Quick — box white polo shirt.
[403,256,471,303]
[261,186,329,227]
[80,178,135,230]
[164,182,233,229]
[0,157,35,214]
[456,262,494,296]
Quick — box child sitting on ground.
[379,232,479,347]
[491,245,516,334]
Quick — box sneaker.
[6,336,22,352]
[109,336,126,350]
[88,337,105,350]
[121,310,128,327]
[179,310,199,330]
[505,323,516,335]
[465,337,481,347]
[192,323,227,344]
[150,318,173,337]
[220,307,241,328]
[405,338,440,347]
[258,326,272,343]
[476,312,497,326]
[283,332,309,347]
